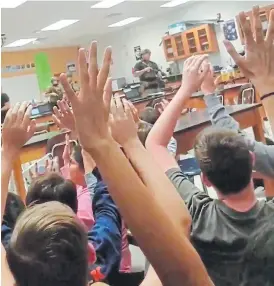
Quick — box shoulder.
[134,61,143,69]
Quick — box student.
[1,90,10,124]
[201,7,274,179]
[145,55,274,285]
[60,42,213,286]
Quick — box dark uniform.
[1,93,10,124]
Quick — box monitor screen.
[38,103,52,114]
[31,107,39,116]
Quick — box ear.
[249,151,255,168]
[201,172,212,187]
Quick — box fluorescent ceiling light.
[1,0,27,8]
[109,17,142,28]
[41,20,79,31]
[91,0,125,9]
[161,0,190,8]
[5,38,37,48]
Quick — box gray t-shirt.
[166,167,274,286]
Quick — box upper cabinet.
[236,4,274,45]
[163,24,219,62]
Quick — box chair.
[239,83,255,104]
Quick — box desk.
[13,131,61,201]
[174,103,274,196]
[31,113,58,132]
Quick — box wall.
[83,1,272,82]
[1,46,79,78]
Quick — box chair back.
[239,83,255,104]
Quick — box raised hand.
[109,97,138,147]
[127,100,140,123]
[59,42,113,152]
[62,133,71,166]
[182,55,210,94]
[29,159,59,180]
[154,99,169,114]
[224,7,274,95]
[2,102,36,160]
[52,100,76,132]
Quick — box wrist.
[123,137,141,152]
[201,86,216,96]
[256,85,274,98]
[1,149,16,167]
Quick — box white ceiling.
[1,0,186,51]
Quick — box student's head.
[26,173,78,213]
[137,121,153,146]
[242,217,274,285]
[194,127,253,196]
[139,107,159,125]
[51,76,59,86]
[69,144,86,186]
[6,201,88,286]
[141,49,151,61]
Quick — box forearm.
[88,139,211,286]
[134,69,146,78]
[1,152,13,222]
[146,87,191,148]
[141,266,162,286]
[123,138,191,235]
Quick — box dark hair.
[139,107,159,125]
[3,193,25,229]
[26,173,78,213]
[72,144,85,172]
[242,216,274,285]
[137,121,153,146]
[194,127,252,195]
[7,201,88,286]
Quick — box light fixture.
[5,38,37,48]
[109,17,142,28]
[161,0,190,8]
[1,0,27,8]
[91,0,125,9]
[41,20,79,31]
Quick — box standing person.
[1,90,10,124]
[133,49,165,97]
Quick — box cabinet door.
[185,30,199,55]
[172,34,187,59]
[163,37,176,61]
[196,26,210,53]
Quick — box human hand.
[127,100,140,123]
[154,99,169,114]
[52,100,76,132]
[145,67,152,72]
[181,55,210,95]
[201,62,216,95]
[110,97,138,147]
[62,133,71,166]
[224,7,274,95]
[2,102,36,160]
[59,42,113,152]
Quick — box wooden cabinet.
[237,4,274,45]
[163,24,219,62]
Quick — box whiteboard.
[1,74,41,104]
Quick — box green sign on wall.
[34,52,52,92]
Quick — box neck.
[219,181,257,212]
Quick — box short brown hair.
[194,127,252,195]
[26,173,78,213]
[137,120,153,146]
[6,202,88,286]
[139,107,159,125]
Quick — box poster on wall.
[223,19,238,41]
[134,46,142,61]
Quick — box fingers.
[26,120,36,140]
[192,55,208,71]
[199,62,210,81]
[115,97,124,116]
[122,99,134,121]
[239,11,256,47]
[60,74,76,105]
[88,42,98,93]
[78,48,89,91]
[2,108,13,128]
[266,9,274,45]
[103,78,113,115]
[223,40,244,66]
[22,104,33,130]
[98,47,112,96]
[58,100,70,115]
[10,102,21,123]
[16,102,28,124]
[252,6,264,44]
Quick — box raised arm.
[60,42,213,286]
[145,55,209,172]
[224,7,274,135]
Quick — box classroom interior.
[1,0,274,274]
